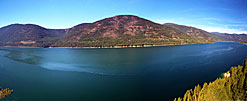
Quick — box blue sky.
[0,0,246,34]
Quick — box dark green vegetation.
[174,58,247,101]
[0,15,246,48]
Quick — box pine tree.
[193,84,201,101]
[173,57,247,101]
[183,89,193,101]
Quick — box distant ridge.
[164,23,247,42]
[211,32,247,42]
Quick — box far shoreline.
[47,42,217,49]
[0,42,224,49]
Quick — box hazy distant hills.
[164,23,247,42]
[211,32,247,42]
[0,15,246,48]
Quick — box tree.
[183,89,193,101]
[193,84,201,101]
[174,58,247,101]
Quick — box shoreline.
[0,42,217,49]
[48,42,215,49]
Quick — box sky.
[0,0,246,34]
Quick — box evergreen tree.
[174,58,247,101]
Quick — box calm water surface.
[0,42,247,101]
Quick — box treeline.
[0,38,213,48]
[174,58,247,101]
[52,33,214,47]
[52,39,181,47]
[0,33,215,48]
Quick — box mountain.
[211,32,247,42]
[0,15,219,48]
[0,24,67,47]
[0,24,66,42]
[53,15,215,47]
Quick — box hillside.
[53,15,215,47]
[0,24,67,47]
[174,58,247,101]
[164,23,237,42]
[164,23,247,42]
[211,32,247,42]
[0,15,218,48]
[164,23,213,40]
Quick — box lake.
[0,42,247,101]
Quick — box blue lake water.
[0,42,246,101]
